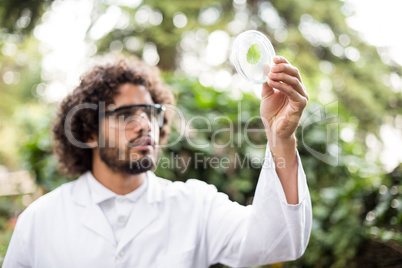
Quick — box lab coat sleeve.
[204,142,312,267]
[2,209,31,268]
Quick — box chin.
[130,150,155,161]
[125,155,156,174]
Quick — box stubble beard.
[99,146,156,175]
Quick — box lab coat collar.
[86,172,117,204]
[86,171,149,204]
[117,177,160,252]
[70,170,163,249]
[71,171,163,207]
[145,170,163,204]
[69,172,115,245]
[70,171,93,207]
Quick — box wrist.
[267,133,297,149]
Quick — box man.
[4,56,312,268]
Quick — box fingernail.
[272,65,278,71]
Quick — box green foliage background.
[0,0,401,267]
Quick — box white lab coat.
[3,145,312,268]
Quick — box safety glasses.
[104,104,165,129]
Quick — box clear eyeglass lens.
[108,106,163,129]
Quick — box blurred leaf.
[247,44,261,65]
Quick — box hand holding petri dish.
[231,30,275,84]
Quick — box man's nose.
[132,113,152,133]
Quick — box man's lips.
[128,136,154,148]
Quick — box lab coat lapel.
[117,171,162,252]
[72,173,116,246]
[81,202,116,246]
[117,198,159,252]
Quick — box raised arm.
[261,56,309,204]
[204,56,311,267]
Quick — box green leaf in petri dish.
[247,43,261,65]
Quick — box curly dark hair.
[52,58,175,176]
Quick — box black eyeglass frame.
[104,104,166,115]
[103,104,166,128]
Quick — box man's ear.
[85,134,98,149]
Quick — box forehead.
[113,83,154,107]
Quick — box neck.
[91,149,146,195]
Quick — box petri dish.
[231,30,275,84]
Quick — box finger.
[273,56,289,64]
[271,63,302,82]
[272,56,308,99]
[261,80,275,100]
[272,56,303,81]
[268,72,309,100]
[268,79,307,107]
